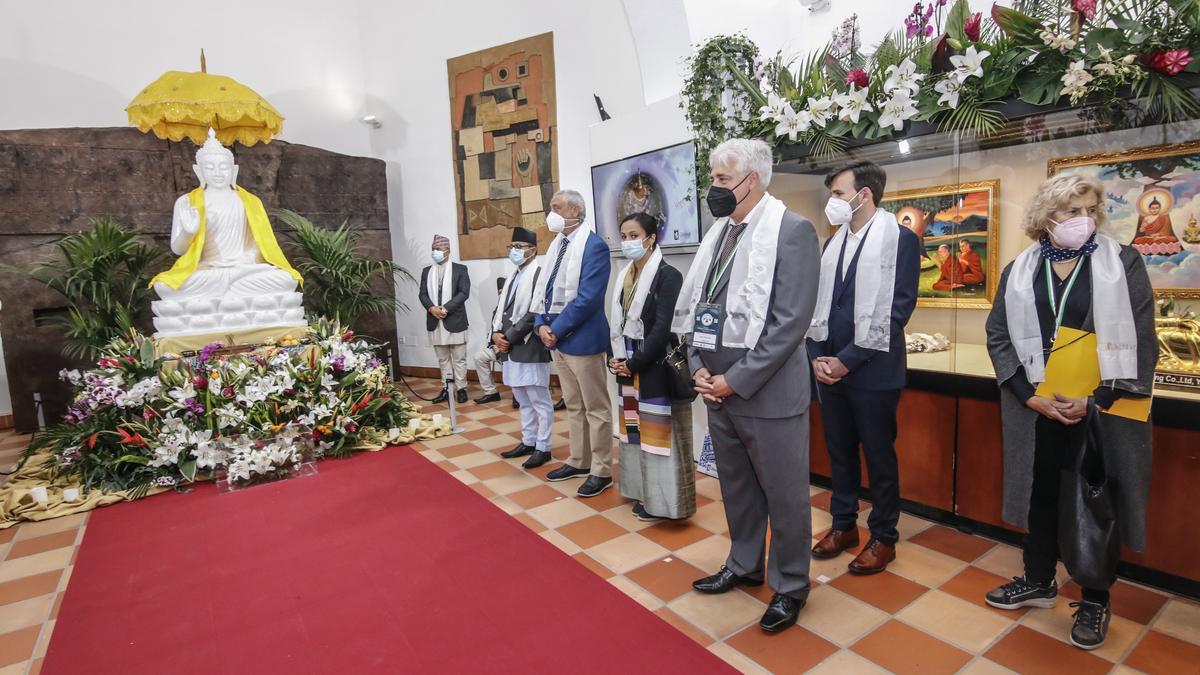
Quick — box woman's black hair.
[619,212,661,247]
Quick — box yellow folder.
[1033,326,1151,422]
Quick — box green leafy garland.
[681,0,1200,159]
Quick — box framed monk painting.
[880,179,1001,309]
[1050,141,1200,299]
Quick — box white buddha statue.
[150,129,306,338]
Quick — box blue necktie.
[543,239,570,312]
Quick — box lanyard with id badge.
[692,226,747,352]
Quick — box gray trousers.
[473,346,498,394]
[708,406,812,601]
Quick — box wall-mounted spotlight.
[361,115,382,129]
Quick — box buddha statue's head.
[193,128,238,190]
[1149,197,1162,215]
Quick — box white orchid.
[806,96,836,128]
[883,58,924,95]
[774,104,813,141]
[834,87,874,124]
[1061,60,1095,103]
[934,77,963,108]
[950,46,990,82]
[758,92,788,122]
[1039,29,1077,53]
[877,89,919,131]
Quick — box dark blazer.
[419,262,470,333]
[617,261,683,400]
[496,266,551,364]
[806,222,920,391]
[534,231,611,356]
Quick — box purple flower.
[367,358,382,369]
[331,355,346,372]
[925,24,934,36]
[199,342,224,363]
[184,397,205,417]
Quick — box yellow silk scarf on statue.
[148,186,303,290]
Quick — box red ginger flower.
[1072,0,1097,21]
[845,68,869,89]
[964,12,982,42]
[1142,49,1193,76]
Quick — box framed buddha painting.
[1049,140,1200,299]
[880,179,1001,309]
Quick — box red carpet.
[42,447,734,674]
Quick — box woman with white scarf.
[984,174,1156,651]
[607,213,694,521]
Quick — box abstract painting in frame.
[881,179,1001,309]
[1049,141,1200,299]
[447,32,558,260]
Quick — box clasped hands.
[427,305,449,320]
[608,358,631,377]
[1026,392,1088,425]
[693,368,733,404]
[491,332,511,354]
[812,356,849,385]
[537,325,558,349]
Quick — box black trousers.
[819,384,901,545]
[1024,416,1112,604]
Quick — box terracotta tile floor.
[0,377,1195,674]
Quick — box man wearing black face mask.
[806,161,920,576]
[674,138,821,633]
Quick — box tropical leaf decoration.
[271,209,414,328]
[680,1,1200,160]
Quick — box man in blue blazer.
[534,189,614,498]
[806,161,920,575]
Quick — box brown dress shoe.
[812,528,860,560]
[848,539,896,575]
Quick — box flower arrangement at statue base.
[21,318,444,502]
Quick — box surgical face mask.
[546,211,567,233]
[706,173,752,218]
[1048,215,1096,249]
[621,239,648,261]
[431,249,446,264]
[824,190,866,227]
[508,247,528,266]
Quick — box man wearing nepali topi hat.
[419,234,471,404]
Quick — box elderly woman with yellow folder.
[984,173,1156,651]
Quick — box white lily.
[758,92,787,122]
[877,89,918,131]
[774,104,813,141]
[883,58,924,95]
[807,96,836,128]
[834,86,874,124]
[934,77,962,108]
[950,46,990,82]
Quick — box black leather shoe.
[691,566,763,594]
[545,465,589,481]
[522,450,552,469]
[475,392,501,404]
[431,389,448,404]
[456,389,468,404]
[512,399,521,409]
[577,475,612,498]
[500,443,535,459]
[553,398,566,411]
[760,593,804,632]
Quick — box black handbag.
[662,337,698,402]
[1057,406,1120,590]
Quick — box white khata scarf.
[1005,233,1138,383]
[806,209,900,351]
[672,193,785,349]
[532,226,593,314]
[426,260,454,309]
[610,246,663,358]
[492,261,541,332]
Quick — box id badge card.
[692,302,722,352]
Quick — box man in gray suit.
[679,138,821,633]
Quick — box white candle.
[63,488,80,501]
[388,427,401,441]
[431,414,444,427]
[30,486,49,504]
[407,419,420,431]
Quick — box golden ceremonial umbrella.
[125,50,284,147]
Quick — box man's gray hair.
[553,189,587,222]
[710,138,773,189]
